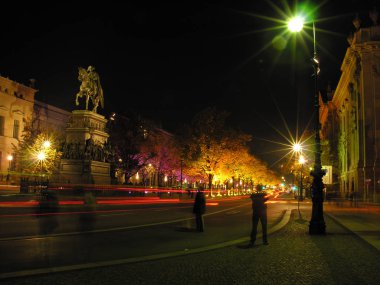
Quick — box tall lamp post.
[37,151,46,186]
[292,142,302,199]
[6,154,13,183]
[299,155,305,201]
[288,17,326,234]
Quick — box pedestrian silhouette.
[79,191,97,232]
[36,190,59,235]
[248,184,269,247]
[35,189,59,265]
[77,191,97,261]
[193,186,206,232]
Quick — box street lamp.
[288,17,326,234]
[180,159,183,192]
[299,155,306,201]
[37,151,46,188]
[6,154,13,183]
[293,143,302,153]
[43,140,51,149]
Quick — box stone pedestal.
[59,159,110,184]
[59,110,111,184]
[66,110,109,144]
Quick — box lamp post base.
[309,220,326,235]
[309,169,326,235]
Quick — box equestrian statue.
[75,66,104,113]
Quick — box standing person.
[36,190,59,235]
[193,186,206,232]
[79,191,97,232]
[248,184,269,247]
[35,189,59,264]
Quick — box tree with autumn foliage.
[177,107,280,195]
[108,112,158,184]
[13,117,62,177]
[180,107,252,195]
[15,132,62,177]
[146,130,182,187]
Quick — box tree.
[108,112,159,184]
[15,132,62,177]
[181,107,256,195]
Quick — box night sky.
[1,0,378,166]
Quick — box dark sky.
[1,0,378,166]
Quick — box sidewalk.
[325,200,380,250]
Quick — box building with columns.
[0,75,70,183]
[320,12,380,202]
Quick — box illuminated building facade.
[321,14,380,202]
[0,75,70,182]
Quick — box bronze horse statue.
[75,66,104,113]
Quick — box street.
[1,195,380,285]
[0,195,293,277]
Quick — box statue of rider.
[75,65,104,113]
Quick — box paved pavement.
[1,192,380,284]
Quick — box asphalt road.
[0,196,295,277]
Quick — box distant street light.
[43,140,51,149]
[288,16,326,234]
[37,151,46,161]
[293,143,302,153]
[37,151,46,187]
[180,159,183,191]
[6,154,13,183]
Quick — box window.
[0,116,4,136]
[13,119,20,139]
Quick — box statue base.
[59,159,111,185]
[66,110,109,145]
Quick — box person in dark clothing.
[248,184,269,247]
[35,190,59,263]
[36,190,59,235]
[193,186,206,232]
[79,191,97,232]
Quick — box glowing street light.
[135,172,139,186]
[43,140,51,149]
[180,159,183,192]
[37,152,46,161]
[288,16,304,32]
[292,143,302,153]
[288,15,326,235]
[7,154,13,168]
[36,150,46,186]
[6,154,13,182]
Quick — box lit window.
[13,120,20,139]
[0,116,4,136]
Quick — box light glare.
[293,143,301,152]
[43,140,51,148]
[37,152,46,161]
[288,16,304,32]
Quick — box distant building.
[320,12,380,202]
[33,99,71,135]
[0,75,70,183]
